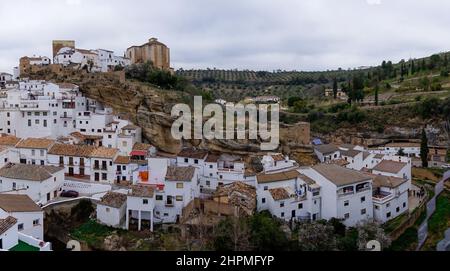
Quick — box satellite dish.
[67,240,81,251]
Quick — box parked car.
[60,190,79,198]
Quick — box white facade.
[299,165,374,227]
[54,47,130,73]
[0,208,44,241]
[373,177,410,223]
[0,164,64,205]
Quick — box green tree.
[333,77,338,99]
[288,96,302,107]
[420,129,429,168]
[212,217,251,251]
[374,84,379,106]
[411,60,416,74]
[248,212,288,251]
[71,200,94,222]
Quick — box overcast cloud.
[1,0,450,73]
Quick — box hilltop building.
[126,37,171,70]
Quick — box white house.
[372,159,412,182]
[126,185,156,232]
[383,143,421,158]
[14,138,56,165]
[176,148,208,176]
[264,172,322,222]
[47,143,95,180]
[261,153,297,173]
[0,215,18,250]
[90,147,119,183]
[0,73,13,83]
[113,156,138,184]
[314,144,341,163]
[0,163,64,205]
[97,191,127,228]
[0,194,44,240]
[157,166,199,224]
[372,175,410,223]
[201,153,247,193]
[299,164,374,227]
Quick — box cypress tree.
[375,84,379,106]
[420,129,429,168]
[333,77,338,99]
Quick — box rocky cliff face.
[29,70,312,155]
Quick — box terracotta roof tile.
[49,144,95,157]
[166,166,196,182]
[0,216,17,235]
[0,134,21,146]
[312,164,372,186]
[90,147,118,159]
[269,187,292,201]
[129,185,154,198]
[132,143,153,151]
[0,163,63,182]
[373,175,407,189]
[256,170,300,184]
[114,156,131,164]
[373,160,407,174]
[314,144,340,155]
[0,194,42,212]
[16,138,55,149]
[99,192,127,208]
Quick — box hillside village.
[0,38,449,252]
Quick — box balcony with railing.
[372,190,394,203]
[356,182,371,193]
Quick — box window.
[156,195,163,201]
[281,212,285,218]
[18,223,24,231]
[361,209,367,215]
[143,199,148,205]
[375,205,380,210]
[176,183,184,189]
[386,203,390,208]
[344,200,349,207]
[298,203,303,209]
[262,198,266,204]
[176,196,183,201]
[184,158,188,163]
[28,119,31,126]
[280,202,285,208]
[209,165,213,169]
[387,212,391,218]
[106,208,110,213]
[264,186,268,191]
[194,159,199,164]
[31,150,35,156]
[403,202,406,208]
[361,196,366,203]
[344,213,350,219]
[102,173,107,180]
[206,181,210,186]
[40,150,44,156]
[396,207,400,213]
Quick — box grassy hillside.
[177,52,450,104]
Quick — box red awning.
[131,150,147,156]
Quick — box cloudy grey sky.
[1,0,450,73]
